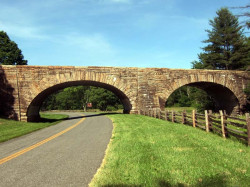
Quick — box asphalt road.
[0,112,113,187]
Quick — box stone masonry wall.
[0,65,249,121]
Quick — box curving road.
[0,112,113,187]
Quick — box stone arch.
[27,80,132,122]
[160,74,243,114]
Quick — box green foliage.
[231,5,250,29]
[196,8,249,70]
[86,87,121,111]
[244,83,250,111]
[184,8,250,113]
[41,86,122,111]
[166,86,215,112]
[189,87,215,111]
[191,60,205,69]
[0,31,27,65]
[244,83,250,96]
[106,105,117,111]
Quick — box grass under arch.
[90,114,250,187]
[0,113,68,143]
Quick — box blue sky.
[0,0,249,69]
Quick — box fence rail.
[139,109,250,146]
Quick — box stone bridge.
[0,65,249,121]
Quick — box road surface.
[0,112,113,187]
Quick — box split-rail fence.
[139,109,250,146]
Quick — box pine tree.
[198,8,249,70]
[0,31,27,65]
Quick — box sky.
[0,0,249,69]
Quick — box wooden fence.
[139,109,250,146]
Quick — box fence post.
[158,110,161,119]
[205,110,210,132]
[192,110,196,128]
[246,113,250,146]
[172,111,175,123]
[209,111,213,131]
[165,110,168,121]
[167,110,170,121]
[220,110,227,138]
[182,111,186,124]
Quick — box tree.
[41,86,122,111]
[86,87,121,111]
[165,86,215,112]
[0,31,27,65]
[244,83,250,111]
[231,5,250,29]
[198,8,249,70]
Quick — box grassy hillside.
[90,114,250,187]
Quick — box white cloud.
[170,15,208,26]
[57,33,116,58]
[0,2,49,40]
[134,13,162,30]
[0,21,48,40]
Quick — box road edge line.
[0,117,85,165]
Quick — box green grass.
[165,107,196,113]
[0,113,68,142]
[90,114,250,187]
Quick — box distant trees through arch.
[41,86,123,112]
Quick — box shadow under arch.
[165,81,239,115]
[27,80,132,122]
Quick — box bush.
[106,105,118,111]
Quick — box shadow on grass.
[101,174,229,187]
[158,174,228,187]
[102,185,142,187]
[40,112,120,122]
[67,112,120,120]
[39,117,69,123]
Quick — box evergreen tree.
[231,5,250,29]
[198,8,249,70]
[0,31,27,65]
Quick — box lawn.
[90,114,250,187]
[165,107,195,113]
[0,113,68,142]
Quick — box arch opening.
[165,82,239,115]
[27,81,132,122]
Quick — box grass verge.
[90,114,250,187]
[0,113,68,143]
[165,107,195,113]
